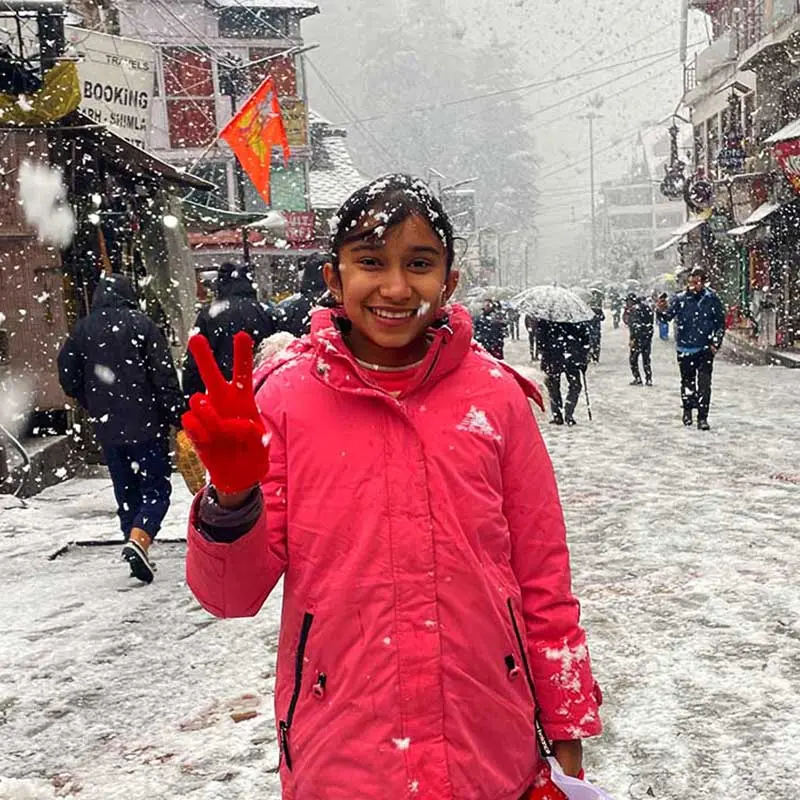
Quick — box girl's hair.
[329,174,456,273]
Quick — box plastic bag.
[547,758,615,800]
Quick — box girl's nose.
[379,265,413,301]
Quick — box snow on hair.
[329,174,455,271]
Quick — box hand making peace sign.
[181,331,270,496]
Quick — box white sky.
[305,0,709,273]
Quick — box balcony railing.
[737,0,765,53]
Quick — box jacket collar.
[306,304,473,398]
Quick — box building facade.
[666,0,800,352]
[115,0,320,296]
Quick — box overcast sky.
[304,0,708,271]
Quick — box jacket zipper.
[506,599,553,759]
[279,612,314,771]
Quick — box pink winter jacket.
[186,305,602,800]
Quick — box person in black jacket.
[275,252,330,337]
[473,300,507,360]
[536,319,590,426]
[656,266,725,430]
[57,274,184,583]
[182,262,276,400]
[623,293,654,386]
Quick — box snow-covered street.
[2,322,799,800]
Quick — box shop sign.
[773,138,800,195]
[0,23,155,147]
[66,27,155,149]
[280,99,308,148]
[285,211,316,243]
[717,136,746,174]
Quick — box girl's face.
[325,214,459,367]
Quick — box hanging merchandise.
[660,122,687,199]
[220,76,291,205]
[773,138,800,195]
[0,62,81,126]
[684,175,714,214]
[717,93,746,175]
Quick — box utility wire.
[338,46,685,127]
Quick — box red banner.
[220,76,290,205]
[774,138,800,195]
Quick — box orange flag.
[220,76,291,204]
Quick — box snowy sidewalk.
[2,323,799,799]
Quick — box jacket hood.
[91,274,137,311]
[299,254,329,297]
[217,266,257,300]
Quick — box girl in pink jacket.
[182,174,602,800]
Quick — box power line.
[338,46,684,126]
[305,57,397,170]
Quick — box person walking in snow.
[536,319,591,426]
[275,252,331,338]
[57,274,183,583]
[525,311,539,362]
[474,298,508,359]
[656,266,725,430]
[623,293,654,386]
[588,293,605,363]
[181,175,602,799]
[182,262,276,401]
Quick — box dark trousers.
[678,349,714,420]
[630,337,653,383]
[545,366,583,420]
[103,438,172,540]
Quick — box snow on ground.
[1,321,799,799]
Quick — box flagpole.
[229,62,252,266]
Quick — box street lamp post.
[579,100,603,276]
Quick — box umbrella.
[650,272,677,295]
[512,285,595,323]
[463,285,518,315]
[569,285,592,303]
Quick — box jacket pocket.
[279,611,314,772]
[506,599,552,758]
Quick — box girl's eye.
[358,258,381,268]
[409,259,432,271]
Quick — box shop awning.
[765,119,800,144]
[64,113,214,191]
[740,201,782,226]
[653,218,706,253]
[726,223,758,236]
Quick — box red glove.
[181,331,270,495]
[524,782,568,800]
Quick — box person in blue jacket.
[656,266,725,430]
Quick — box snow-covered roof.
[309,128,367,210]
[206,0,319,15]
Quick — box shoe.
[565,417,577,427]
[549,415,565,426]
[645,379,653,386]
[682,411,693,427]
[697,419,711,431]
[122,527,155,584]
[630,378,643,386]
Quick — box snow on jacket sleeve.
[502,392,602,742]
[185,407,288,618]
[142,321,185,429]
[57,327,87,409]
